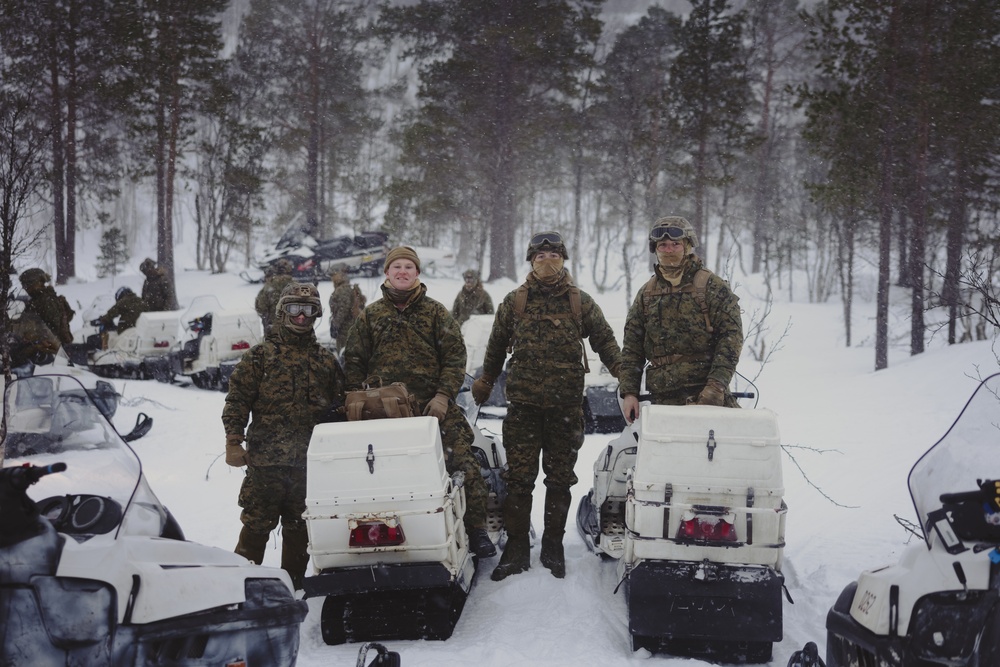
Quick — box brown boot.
[281,525,310,590]
[235,526,269,565]
[491,493,532,581]
[539,488,572,579]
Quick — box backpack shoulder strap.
[692,269,713,333]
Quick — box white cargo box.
[304,416,465,571]
[626,405,786,567]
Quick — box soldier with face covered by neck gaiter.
[619,216,744,422]
[472,231,621,582]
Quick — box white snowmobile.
[825,372,1000,666]
[84,309,184,379]
[577,394,786,662]
[146,295,262,390]
[301,395,508,645]
[0,373,307,666]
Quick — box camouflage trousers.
[238,465,307,534]
[501,402,585,497]
[439,402,489,531]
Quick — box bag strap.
[381,396,403,418]
[642,269,713,334]
[347,401,364,421]
[508,283,589,371]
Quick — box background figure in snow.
[327,263,364,346]
[343,245,496,559]
[19,268,75,346]
[619,216,743,423]
[98,286,146,334]
[472,231,621,581]
[255,258,295,337]
[451,268,493,325]
[222,282,345,589]
[139,257,178,311]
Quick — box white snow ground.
[41,259,1000,667]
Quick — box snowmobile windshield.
[181,294,224,329]
[908,372,1000,547]
[1,374,169,541]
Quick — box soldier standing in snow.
[619,216,743,423]
[19,268,75,345]
[451,269,493,325]
[343,245,496,559]
[139,257,178,311]
[223,282,345,589]
[327,263,364,345]
[472,231,621,581]
[255,259,295,336]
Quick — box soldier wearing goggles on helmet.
[472,231,621,582]
[620,216,744,420]
[223,281,346,590]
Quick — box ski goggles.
[529,231,564,247]
[649,225,687,242]
[283,303,318,317]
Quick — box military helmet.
[19,268,50,288]
[648,216,698,253]
[525,231,569,262]
[139,257,156,275]
[276,281,322,333]
[115,286,134,302]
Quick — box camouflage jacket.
[25,285,74,345]
[254,274,294,335]
[8,311,61,367]
[328,281,358,340]
[100,293,146,333]
[222,325,345,467]
[343,282,465,403]
[142,268,175,311]
[481,273,621,408]
[451,283,494,325]
[619,256,743,398]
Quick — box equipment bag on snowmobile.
[346,377,420,421]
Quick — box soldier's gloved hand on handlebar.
[225,434,248,467]
[471,374,495,405]
[697,379,727,406]
[423,392,450,421]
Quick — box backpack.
[350,284,367,319]
[640,268,714,333]
[508,283,589,372]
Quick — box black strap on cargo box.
[746,487,755,545]
[663,484,673,539]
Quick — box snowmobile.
[145,295,262,390]
[301,397,508,645]
[243,222,388,283]
[577,394,786,662]
[0,373,307,666]
[79,309,184,380]
[825,372,1000,667]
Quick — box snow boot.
[235,526,269,565]
[491,493,532,581]
[539,488,572,578]
[281,525,310,590]
[467,527,497,558]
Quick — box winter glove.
[423,392,450,421]
[225,434,248,467]
[697,379,727,407]
[471,375,495,405]
[622,394,640,424]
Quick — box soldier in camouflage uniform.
[223,282,345,589]
[472,232,621,581]
[98,287,146,333]
[343,246,497,559]
[19,268,75,345]
[451,269,494,325]
[620,216,743,423]
[255,259,295,336]
[139,258,177,311]
[6,306,61,368]
[327,263,361,344]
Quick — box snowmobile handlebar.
[1,462,67,492]
[940,479,1000,507]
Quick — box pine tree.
[96,226,130,279]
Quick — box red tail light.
[349,520,405,548]
[231,341,250,351]
[153,340,170,348]
[677,510,738,543]
[296,259,315,272]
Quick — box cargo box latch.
[706,429,716,461]
[366,443,375,474]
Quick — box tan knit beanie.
[384,246,421,273]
